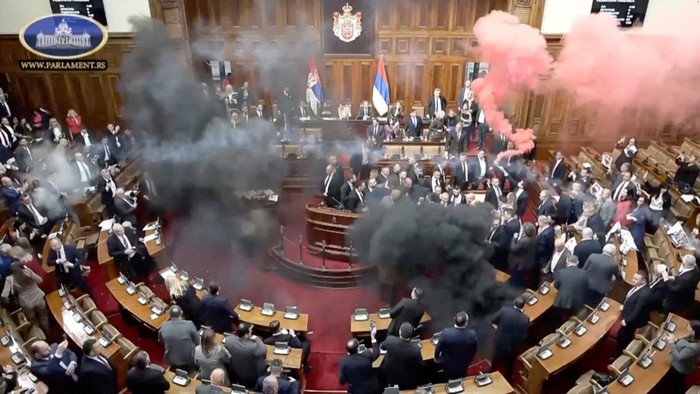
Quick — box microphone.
[331,197,345,210]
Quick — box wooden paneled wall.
[0,35,134,131]
[184,0,510,108]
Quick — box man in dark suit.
[646,273,667,313]
[107,222,142,280]
[321,164,343,208]
[339,324,380,394]
[97,168,118,217]
[470,150,491,189]
[573,228,602,268]
[114,188,138,225]
[387,287,426,337]
[487,216,507,270]
[357,100,373,120]
[94,135,118,168]
[661,255,700,315]
[553,190,573,226]
[340,174,357,209]
[16,193,53,234]
[264,320,310,367]
[492,132,509,156]
[508,223,537,289]
[427,88,447,119]
[126,351,171,394]
[548,151,566,185]
[380,323,424,389]
[491,296,530,381]
[484,177,504,209]
[201,280,239,333]
[47,237,91,294]
[13,138,34,173]
[405,109,422,139]
[611,171,637,202]
[365,178,389,209]
[445,124,467,157]
[674,153,699,189]
[434,311,478,380]
[452,153,472,191]
[583,244,623,307]
[30,340,79,394]
[345,182,367,213]
[536,190,557,219]
[366,118,384,149]
[616,271,650,353]
[534,217,555,287]
[553,255,589,319]
[502,207,521,242]
[255,359,299,394]
[514,181,529,218]
[79,338,118,394]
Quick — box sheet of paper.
[565,237,577,253]
[142,223,156,231]
[99,219,115,232]
[143,233,158,242]
[606,222,621,242]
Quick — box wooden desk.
[495,269,510,283]
[163,370,233,393]
[214,333,303,371]
[399,371,514,394]
[159,268,310,333]
[305,205,360,261]
[527,299,622,394]
[105,278,169,331]
[372,338,436,368]
[144,224,168,269]
[605,314,690,393]
[97,228,118,280]
[0,319,48,393]
[522,284,558,325]
[45,291,121,360]
[350,312,431,335]
[40,218,80,293]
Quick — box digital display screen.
[49,0,108,26]
[591,0,649,28]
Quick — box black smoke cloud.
[118,18,287,259]
[348,200,518,326]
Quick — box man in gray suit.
[224,323,267,388]
[553,255,589,320]
[196,368,228,394]
[598,188,617,227]
[583,244,623,306]
[158,306,199,371]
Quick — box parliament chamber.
[0,0,699,393]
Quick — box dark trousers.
[616,322,639,353]
[585,289,605,308]
[666,367,688,394]
[491,352,515,382]
[478,124,488,149]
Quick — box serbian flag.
[306,58,323,116]
[372,54,390,116]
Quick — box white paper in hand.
[99,219,115,232]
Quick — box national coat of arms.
[332,3,362,43]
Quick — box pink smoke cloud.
[551,9,700,132]
[471,11,552,154]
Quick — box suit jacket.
[548,159,566,181]
[97,176,118,206]
[484,187,503,209]
[47,245,83,279]
[406,116,422,138]
[224,335,267,388]
[173,285,204,328]
[339,341,380,394]
[126,366,171,394]
[611,179,637,201]
[470,157,491,181]
[366,124,384,141]
[622,286,650,328]
[107,230,139,267]
[366,188,389,208]
[675,159,699,187]
[380,335,424,389]
[16,203,49,229]
[445,131,467,155]
[1,185,22,214]
[509,236,537,270]
[573,239,603,269]
[535,227,555,268]
[647,279,667,312]
[434,327,478,379]
[387,297,426,337]
[114,196,137,224]
[73,160,97,184]
[158,319,198,367]
[515,190,528,218]
[340,182,355,208]
[502,219,521,244]
[201,294,239,333]
[487,226,507,267]
[543,249,571,278]
[255,374,299,394]
[388,105,404,120]
[452,160,471,189]
[491,306,530,357]
[663,269,700,313]
[536,199,557,218]
[492,134,509,156]
[321,173,343,208]
[427,95,447,118]
[553,266,589,312]
[583,253,622,295]
[357,106,373,119]
[670,339,700,375]
[195,383,227,394]
[587,214,606,235]
[30,344,78,394]
[554,195,573,224]
[79,355,118,394]
[13,145,33,172]
[345,189,366,213]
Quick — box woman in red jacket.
[65,108,82,141]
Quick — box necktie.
[120,234,132,250]
[324,175,331,194]
[79,161,91,181]
[495,187,501,199]
[104,145,111,160]
[625,286,640,300]
[24,146,32,160]
[462,163,467,178]
[0,130,9,147]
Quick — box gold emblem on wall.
[332,3,363,43]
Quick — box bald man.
[47,238,90,294]
[583,244,623,306]
[573,227,602,269]
[195,368,227,394]
[107,223,140,280]
[542,238,570,281]
[114,188,137,225]
[30,339,78,394]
